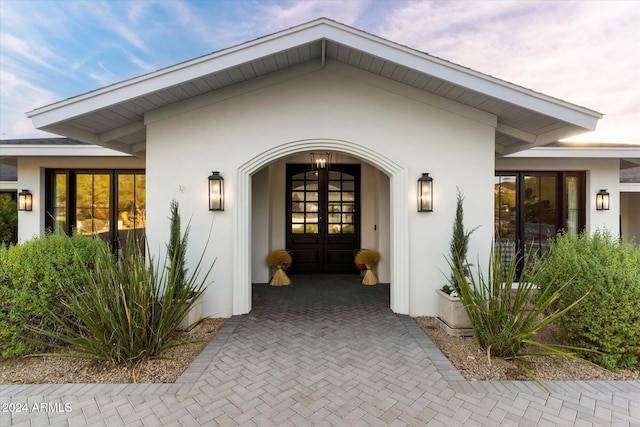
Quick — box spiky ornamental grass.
[30,223,215,368]
[447,244,603,392]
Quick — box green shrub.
[538,230,640,370]
[34,225,215,364]
[0,233,103,357]
[0,196,18,246]
[449,243,596,391]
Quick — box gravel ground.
[0,318,226,384]
[415,317,640,382]
[2,316,638,384]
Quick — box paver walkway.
[2,274,639,426]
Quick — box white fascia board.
[621,183,640,192]
[27,18,602,131]
[506,146,640,159]
[0,145,131,157]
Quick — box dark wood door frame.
[286,163,361,273]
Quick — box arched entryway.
[233,139,409,315]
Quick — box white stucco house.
[2,18,638,318]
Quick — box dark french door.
[494,171,585,273]
[286,164,360,273]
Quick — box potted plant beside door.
[437,188,478,336]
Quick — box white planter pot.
[177,295,203,331]
[436,289,473,336]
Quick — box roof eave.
[27,18,603,147]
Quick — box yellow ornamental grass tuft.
[355,250,380,285]
[355,250,380,266]
[267,250,292,286]
[266,250,292,267]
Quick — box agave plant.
[447,243,602,392]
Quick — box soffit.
[27,19,602,157]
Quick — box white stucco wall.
[15,156,144,243]
[496,157,621,234]
[145,61,496,317]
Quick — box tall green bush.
[538,230,640,370]
[0,233,103,357]
[0,196,18,246]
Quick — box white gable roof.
[26,18,603,156]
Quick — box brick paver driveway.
[2,275,639,426]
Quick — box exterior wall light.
[208,172,224,211]
[310,152,332,171]
[417,173,433,212]
[18,189,33,211]
[596,189,610,211]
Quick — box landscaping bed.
[416,316,640,382]
[0,318,226,384]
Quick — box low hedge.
[539,230,640,370]
[0,233,103,358]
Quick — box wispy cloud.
[0,33,58,70]
[379,0,640,143]
[249,0,367,31]
[0,0,637,142]
[0,69,58,138]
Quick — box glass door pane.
[327,171,356,234]
[290,171,319,234]
[565,175,579,236]
[76,173,111,241]
[52,172,68,234]
[523,174,556,257]
[494,175,517,276]
[117,173,146,252]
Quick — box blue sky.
[1,0,639,144]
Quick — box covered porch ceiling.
[27,18,603,157]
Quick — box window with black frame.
[46,169,145,254]
[495,171,585,276]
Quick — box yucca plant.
[447,243,601,392]
[30,224,215,367]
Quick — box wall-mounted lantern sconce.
[417,173,433,212]
[596,189,610,211]
[310,152,332,171]
[18,189,33,211]
[208,172,224,211]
